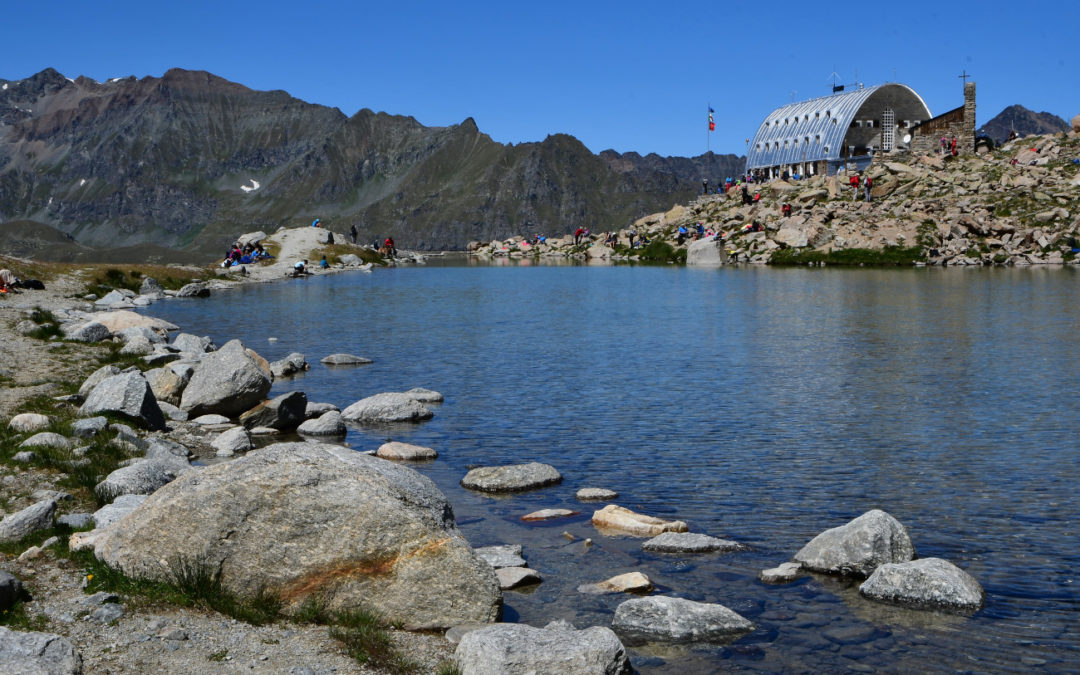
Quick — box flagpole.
[707,103,711,155]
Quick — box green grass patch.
[436,662,463,675]
[0,596,49,632]
[634,240,682,263]
[330,607,418,674]
[85,265,210,297]
[208,650,228,662]
[770,246,925,266]
[315,243,386,266]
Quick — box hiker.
[742,186,752,205]
[940,137,948,155]
[349,224,358,244]
[950,136,958,156]
[702,178,709,195]
[574,227,585,245]
[292,260,308,277]
[312,218,321,228]
[865,176,873,202]
[320,256,329,269]
[850,174,860,201]
[627,229,637,248]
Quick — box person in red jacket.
[574,227,585,245]
[849,173,860,201]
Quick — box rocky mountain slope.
[977,105,1069,144]
[472,129,1080,267]
[0,68,742,260]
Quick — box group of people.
[847,173,874,202]
[940,135,959,157]
[221,241,273,268]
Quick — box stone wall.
[909,82,976,156]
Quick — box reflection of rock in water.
[820,572,976,631]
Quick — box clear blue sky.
[4,1,1077,157]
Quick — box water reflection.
[141,264,1080,673]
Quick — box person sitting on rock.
[320,256,329,269]
[292,260,308,277]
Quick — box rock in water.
[341,393,433,424]
[0,626,82,674]
[461,462,562,493]
[794,509,915,577]
[80,371,166,431]
[591,504,688,537]
[496,567,542,590]
[320,353,373,365]
[612,596,753,643]
[474,545,527,569]
[686,237,725,266]
[576,487,618,501]
[641,532,744,553]
[296,411,346,436]
[578,572,653,595]
[93,442,501,629]
[403,387,443,403]
[179,340,272,417]
[376,441,437,460]
[455,621,631,675]
[859,558,985,611]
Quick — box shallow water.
[143,262,1080,672]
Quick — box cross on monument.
[958,69,971,84]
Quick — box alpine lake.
[139,257,1079,673]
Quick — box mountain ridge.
[978,104,1069,144]
[0,68,743,259]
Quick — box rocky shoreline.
[1,234,988,673]
[467,130,1080,268]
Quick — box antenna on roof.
[828,71,843,93]
[790,90,797,102]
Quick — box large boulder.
[611,596,753,643]
[774,226,809,248]
[179,340,272,417]
[0,626,82,675]
[859,557,985,611]
[455,621,631,675]
[461,463,562,493]
[80,371,166,431]
[794,509,915,577]
[340,393,433,424]
[239,391,308,430]
[93,442,501,629]
[686,238,726,266]
[0,571,22,611]
[1072,114,1080,133]
[0,500,57,543]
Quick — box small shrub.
[436,662,463,675]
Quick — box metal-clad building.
[744,84,932,178]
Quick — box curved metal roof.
[744,84,930,172]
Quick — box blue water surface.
[143,261,1080,673]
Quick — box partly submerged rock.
[759,562,802,584]
[576,487,619,501]
[403,387,443,403]
[859,557,985,611]
[521,508,578,521]
[794,509,915,577]
[320,353,373,365]
[461,462,562,493]
[377,441,437,460]
[296,410,346,436]
[341,393,433,424]
[612,596,753,643]
[238,391,308,430]
[475,545,527,569]
[641,532,744,554]
[496,566,542,590]
[211,426,253,457]
[93,442,501,629]
[578,572,653,595]
[454,621,631,675]
[591,505,688,537]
